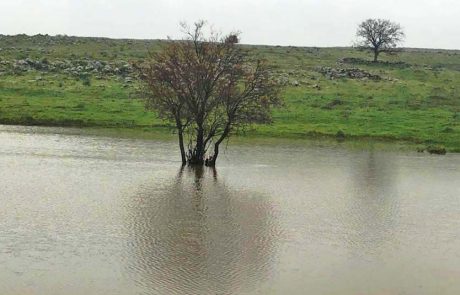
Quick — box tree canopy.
[138,21,281,166]
[356,19,405,62]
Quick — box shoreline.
[1,122,456,154]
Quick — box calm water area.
[1,125,459,295]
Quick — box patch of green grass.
[0,35,459,151]
[0,74,160,128]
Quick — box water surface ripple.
[0,125,459,295]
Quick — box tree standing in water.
[139,21,281,166]
[356,19,405,62]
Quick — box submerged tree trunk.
[188,126,206,165]
[175,118,187,165]
[178,130,186,165]
[206,125,230,167]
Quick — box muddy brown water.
[1,125,459,295]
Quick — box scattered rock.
[2,57,134,79]
[318,66,381,81]
[426,145,447,155]
[322,98,345,109]
[339,57,410,68]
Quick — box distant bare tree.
[355,19,405,62]
[138,21,281,166]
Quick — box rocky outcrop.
[339,57,410,68]
[0,57,134,80]
[317,67,382,80]
[272,69,319,86]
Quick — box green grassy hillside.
[0,34,459,151]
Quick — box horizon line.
[1,33,460,52]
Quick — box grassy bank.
[0,35,459,151]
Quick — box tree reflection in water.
[125,166,279,295]
[343,149,400,257]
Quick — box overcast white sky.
[1,0,459,49]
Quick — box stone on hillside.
[103,65,112,73]
[339,57,410,68]
[318,66,381,81]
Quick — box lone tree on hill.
[355,19,405,62]
[138,21,281,166]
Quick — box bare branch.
[138,21,282,166]
[355,19,405,62]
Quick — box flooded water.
[1,125,459,295]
